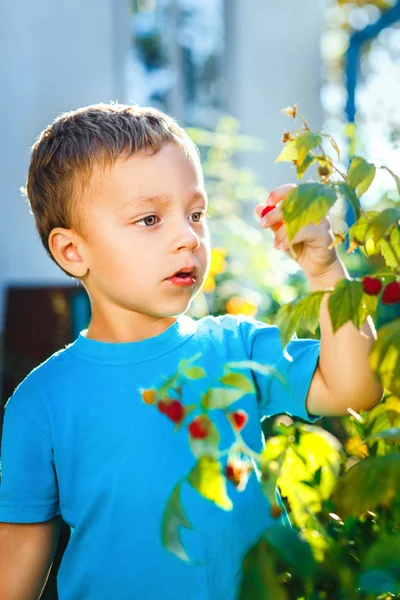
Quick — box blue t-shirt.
[0,314,320,600]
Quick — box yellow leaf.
[188,456,233,511]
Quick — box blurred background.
[1,0,400,596]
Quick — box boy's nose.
[171,218,201,252]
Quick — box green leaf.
[275,291,325,348]
[185,366,207,380]
[347,156,376,198]
[327,279,364,333]
[359,292,379,327]
[364,536,400,582]
[295,132,321,171]
[365,208,400,243]
[348,211,380,245]
[333,454,400,518]
[188,417,221,459]
[335,182,362,221]
[281,183,337,242]
[369,319,400,396]
[264,525,317,579]
[379,225,400,269]
[162,482,194,562]
[381,165,400,197]
[201,386,246,410]
[239,538,289,600]
[188,455,233,510]
[296,155,317,180]
[275,140,298,163]
[219,372,255,394]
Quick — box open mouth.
[167,266,198,279]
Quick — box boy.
[0,103,383,600]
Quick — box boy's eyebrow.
[117,191,207,212]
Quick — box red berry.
[382,281,400,305]
[225,459,252,491]
[229,409,248,431]
[188,416,210,439]
[362,276,382,296]
[261,205,275,218]
[158,400,185,423]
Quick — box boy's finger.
[261,206,284,226]
[266,183,296,207]
[254,204,265,219]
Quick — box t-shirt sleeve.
[238,315,321,423]
[0,384,60,523]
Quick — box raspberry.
[382,281,400,305]
[362,276,382,296]
[158,400,185,423]
[188,416,210,439]
[261,205,275,218]
[270,504,283,519]
[225,459,252,491]
[261,203,284,231]
[229,409,248,431]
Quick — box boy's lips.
[164,265,198,280]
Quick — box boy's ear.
[48,227,88,277]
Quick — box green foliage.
[154,106,400,598]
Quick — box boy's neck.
[85,315,179,343]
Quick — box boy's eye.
[135,211,207,227]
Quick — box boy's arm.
[0,516,61,600]
[306,260,384,417]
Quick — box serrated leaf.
[275,292,325,348]
[297,155,317,179]
[381,165,400,197]
[275,139,298,163]
[369,319,400,396]
[379,225,400,269]
[359,292,379,327]
[185,366,207,380]
[188,455,233,510]
[333,454,400,518]
[295,132,321,173]
[219,372,255,394]
[162,482,193,562]
[188,417,220,459]
[281,183,337,242]
[201,386,245,410]
[348,211,380,244]
[347,156,376,198]
[365,208,400,243]
[327,279,364,333]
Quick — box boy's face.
[76,142,211,336]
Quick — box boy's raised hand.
[254,184,340,279]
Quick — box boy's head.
[23,103,211,329]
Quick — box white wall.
[223,0,325,191]
[0,0,130,332]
